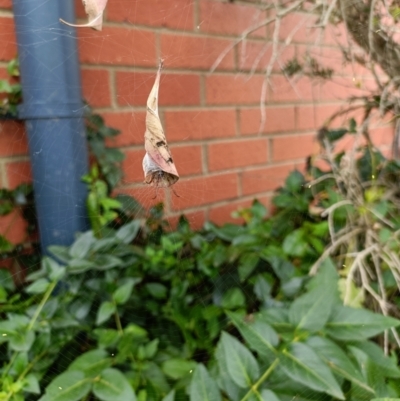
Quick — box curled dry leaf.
[60,0,108,31]
[142,60,179,189]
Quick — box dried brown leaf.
[60,0,108,31]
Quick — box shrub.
[0,201,399,401]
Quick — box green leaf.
[283,229,308,257]
[146,283,167,299]
[144,339,159,359]
[113,279,136,305]
[306,336,374,394]
[69,231,95,259]
[289,258,339,332]
[100,197,122,210]
[221,288,245,309]
[68,259,96,274]
[23,373,40,394]
[162,359,197,380]
[226,311,278,358]
[142,362,169,394]
[94,329,120,348]
[349,117,357,133]
[253,273,272,303]
[326,305,400,341]
[93,254,123,270]
[38,371,91,401]
[93,368,136,401]
[0,268,15,291]
[48,245,71,263]
[190,364,221,401]
[0,235,13,252]
[349,341,400,378]
[96,301,116,326]
[68,349,112,377]
[219,331,259,389]
[0,80,12,93]
[238,253,259,281]
[338,278,365,308]
[12,352,28,375]
[162,390,175,401]
[279,342,344,400]
[326,128,348,142]
[43,257,65,281]
[215,338,244,401]
[285,170,304,192]
[25,278,49,294]
[259,389,280,401]
[10,331,35,352]
[116,220,141,244]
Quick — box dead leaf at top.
[60,0,108,31]
[142,60,179,188]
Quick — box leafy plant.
[0,58,22,118]
[0,200,399,400]
[85,107,125,190]
[82,164,122,236]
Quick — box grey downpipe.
[12,0,89,254]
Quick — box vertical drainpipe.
[12,0,89,255]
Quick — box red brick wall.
[0,0,393,236]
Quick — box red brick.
[74,0,86,18]
[241,106,295,135]
[78,28,156,67]
[209,199,252,225]
[206,74,264,105]
[6,161,32,189]
[103,112,146,147]
[171,145,203,176]
[116,186,166,209]
[0,0,12,9]
[242,164,297,196]
[122,149,146,184]
[208,139,268,171]
[167,210,206,231]
[116,72,200,106]
[164,109,236,141]
[0,121,28,157]
[238,41,295,72]
[279,12,318,43]
[161,34,234,70]
[272,133,316,162]
[369,126,393,147]
[319,78,370,101]
[0,210,27,244]
[81,69,111,107]
[107,0,194,31]
[171,173,238,210]
[269,75,320,103]
[0,17,17,61]
[199,0,266,37]
[324,23,348,47]
[296,104,347,131]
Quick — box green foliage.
[0,58,22,118]
[0,201,399,401]
[85,108,125,190]
[82,165,122,236]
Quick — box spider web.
[0,0,397,400]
